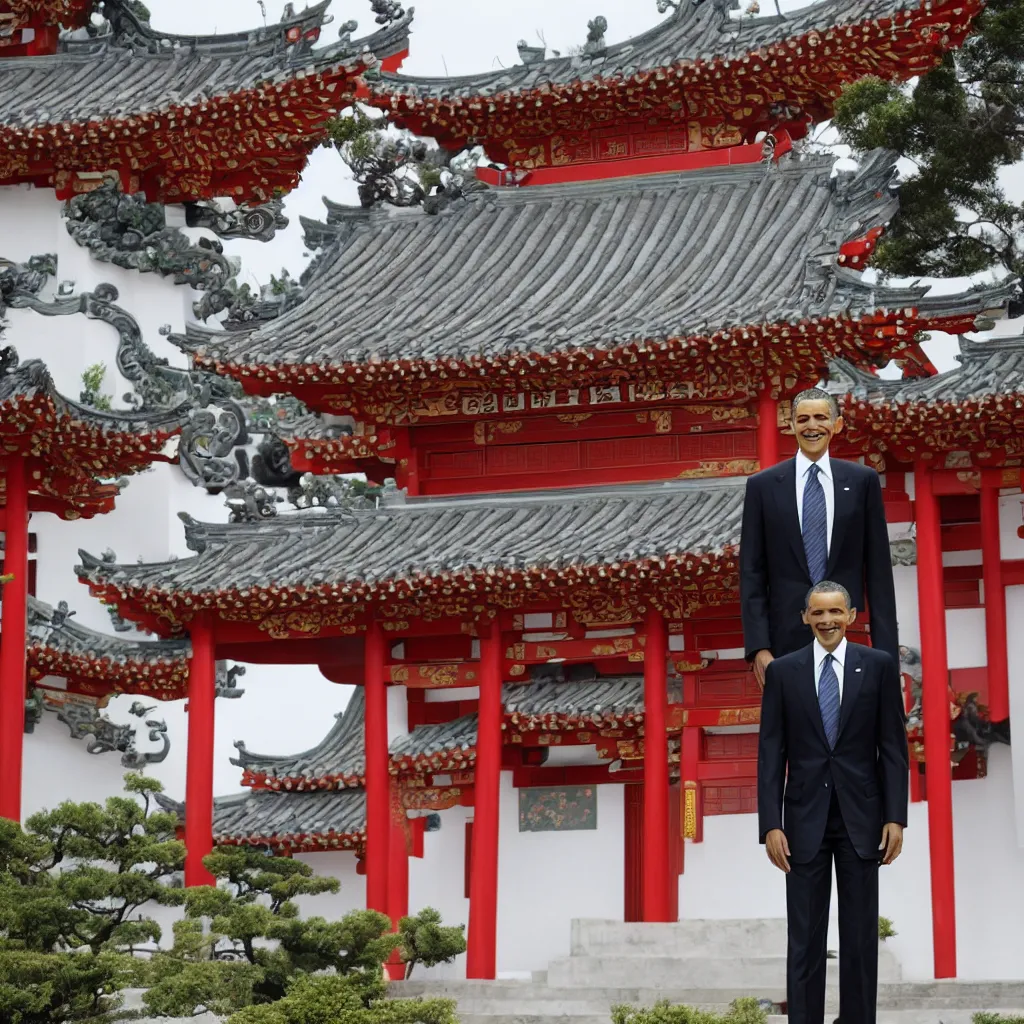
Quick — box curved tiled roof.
[829,334,1024,404]
[182,150,1013,375]
[77,477,744,600]
[157,788,367,850]
[373,0,945,101]
[27,596,189,664]
[233,688,365,787]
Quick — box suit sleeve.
[757,659,786,843]
[863,469,900,667]
[877,653,909,828]
[741,475,772,660]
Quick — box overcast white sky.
[147,0,1021,361]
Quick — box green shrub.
[878,916,897,941]
[611,997,768,1024]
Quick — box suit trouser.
[786,792,879,1024]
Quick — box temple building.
[4,0,1024,995]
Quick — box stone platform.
[396,919,1024,1023]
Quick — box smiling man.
[740,388,898,688]
[758,582,909,1024]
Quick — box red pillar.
[0,457,29,823]
[981,478,1009,723]
[758,389,780,469]
[184,617,216,886]
[467,628,502,979]
[681,725,703,843]
[386,807,411,981]
[642,608,671,922]
[914,462,957,978]
[365,619,390,914]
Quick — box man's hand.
[765,829,790,873]
[753,649,775,689]
[880,822,904,865]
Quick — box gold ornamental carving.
[683,783,698,840]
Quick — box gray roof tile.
[372,0,963,101]
[829,333,1024,404]
[157,788,366,846]
[182,151,1013,370]
[77,477,744,597]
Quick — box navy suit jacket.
[740,456,899,666]
[757,642,909,863]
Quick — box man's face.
[792,398,843,460]
[801,590,856,652]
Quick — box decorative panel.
[518,785,597,832]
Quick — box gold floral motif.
[716,708,761,726]
[506,643,526,660]
[257,607,360,640]
[509,664,526,677]
[401,787,462,811]
[534,646,558,658]
[627,650,646,662]
[683,783,698,840]
[381,620,410,632]
[556,414,593,427]
[390,666,410,683]
[417,664,464,687]
[651,410,673,434]
[678,459,759,479]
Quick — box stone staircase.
[396,919,1024,1024]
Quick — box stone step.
[455,1009,1024,1024]
[397,979,1024,1014]
[571,918,789,958]
[546,953,903,990]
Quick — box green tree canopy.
[832,0,1024,291]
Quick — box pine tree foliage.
[144,845,466,1020]
[397,907,466,979]
[0,773,183,1024]
[832,0,1024,288]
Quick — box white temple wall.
[495,774,626,977]
[409,802,472,979]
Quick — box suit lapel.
[772,458,809,579]
[798,645,829,748]
[837,643,865,742]
[825,459,853,578]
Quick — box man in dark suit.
[741,388,898,688]
[758,582,908,1024]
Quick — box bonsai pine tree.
[0,772,185,1024]
[144,844,465,1023]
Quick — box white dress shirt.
[813,636,846,701]
[795,449,835,554]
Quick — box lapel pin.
[844,486,851,491]
[855,667,862,673]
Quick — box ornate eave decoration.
[41,690,171,769]
[367,0,982,168]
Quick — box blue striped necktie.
[802,462,828,584]
[819,653,840,748]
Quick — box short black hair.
[792,387,841,422]
[805,580,852,611]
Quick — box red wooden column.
[980,477,1009,723]
[642,608,671,922]
[385,799,410,980]
[757,389,780,469]
[914,461,957,978]
[364,619,390,914]
[467,627,502,979]
[0,457,30,822]
[184,616,217,886]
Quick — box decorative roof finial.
[583,16,607,55]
